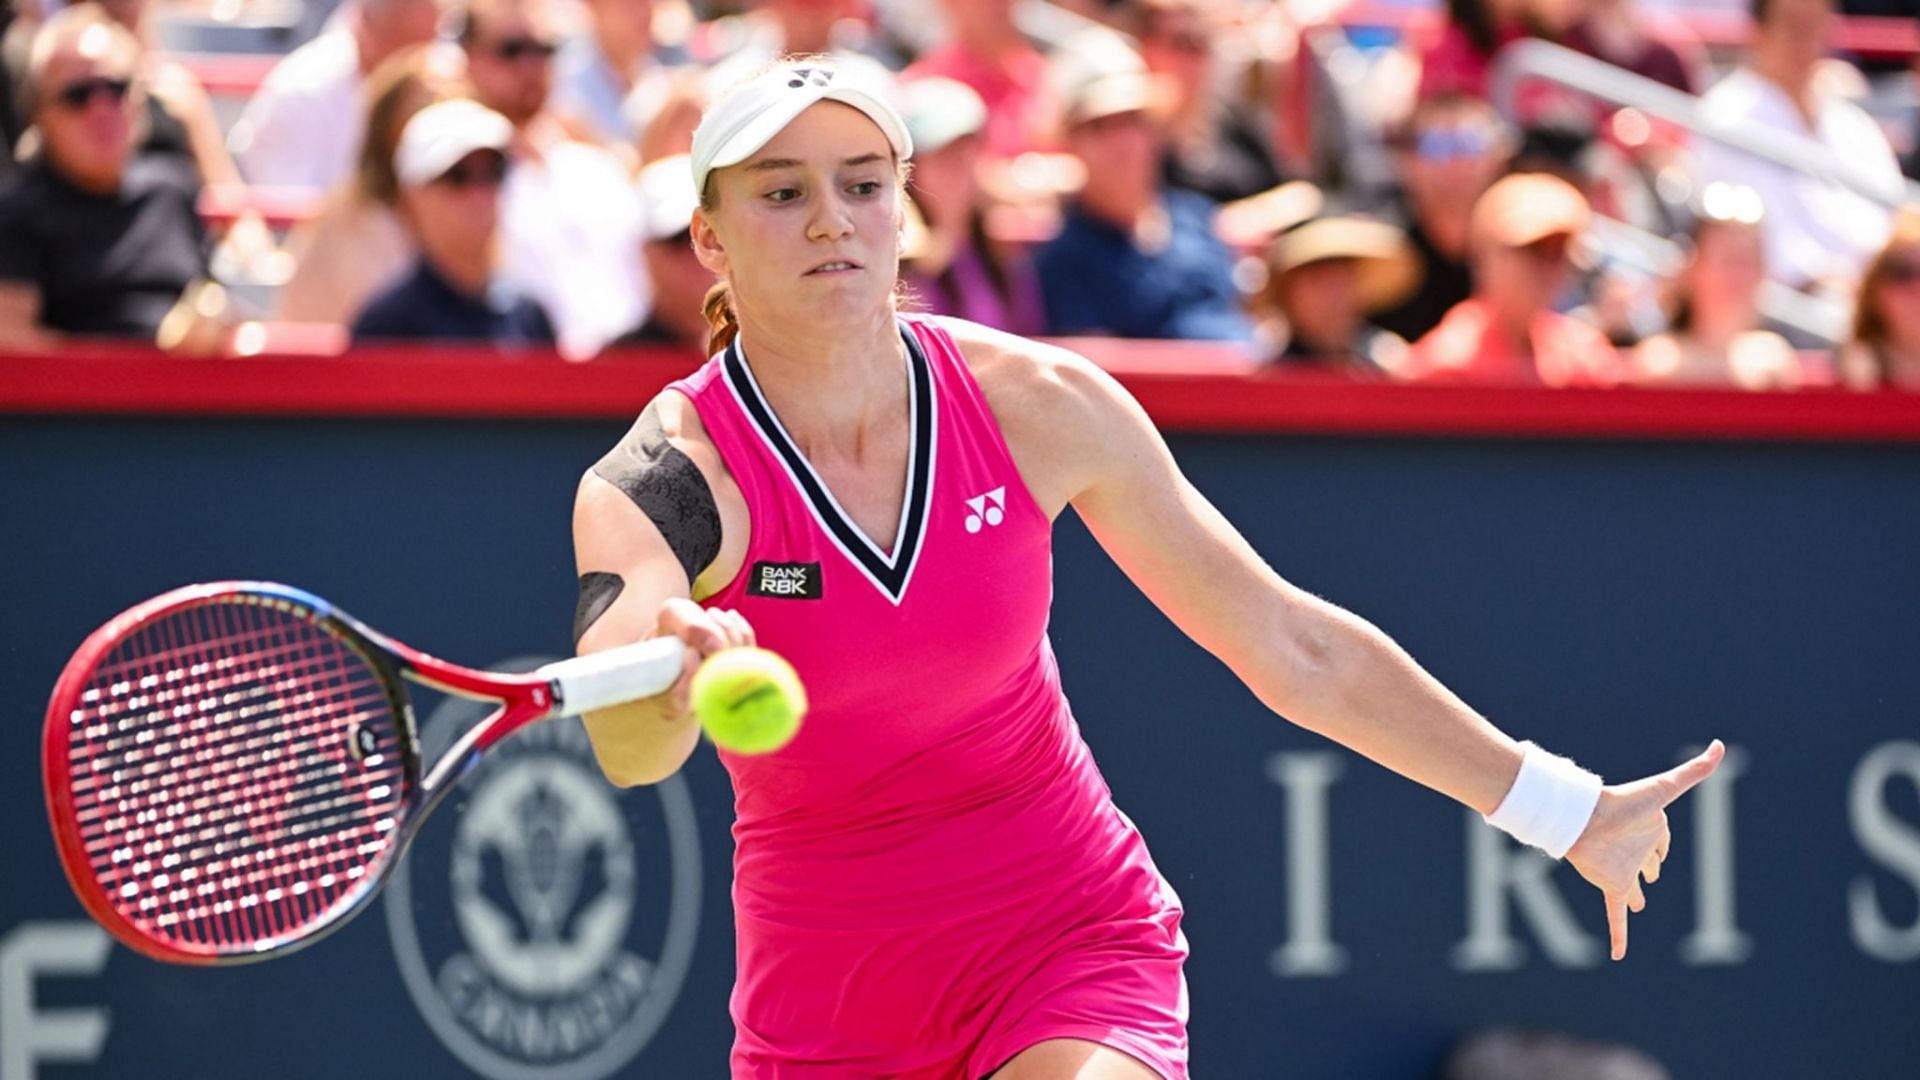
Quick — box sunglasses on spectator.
[436,154,510,189]
[1413,125,1495,161]
[485,36,559,62]
[53,76,131,111]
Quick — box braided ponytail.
[702,281,740,356]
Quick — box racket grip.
[539,637,688,717]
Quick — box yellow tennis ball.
[691,647,807,754]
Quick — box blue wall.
[3,416,1916,1078]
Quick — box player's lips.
[805,259,862,276]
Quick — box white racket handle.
[539,637,688,717]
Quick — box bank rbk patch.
[747,561,823,599]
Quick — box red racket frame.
[43,581,562,964]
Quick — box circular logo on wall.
[385,659,701,1080]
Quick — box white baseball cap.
[690,61,912,195]
[394,99,514,189]
[900,77,986,155]
[637,153,700,242]
[1051,27,1173,128]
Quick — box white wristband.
[1483,742,1604,859]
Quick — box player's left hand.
[1566,740,1725,961]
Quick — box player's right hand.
[654,597,757,717]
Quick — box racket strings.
[63,598,407,953]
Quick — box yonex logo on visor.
[788,69,832,89]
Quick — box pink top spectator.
[908,44,1057,158]
[670,316,1189,1078]
[1405,297,1624,387]
[1416,22,1524,102]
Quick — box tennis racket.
[43,581,688,966]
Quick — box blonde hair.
[353,47,471,208]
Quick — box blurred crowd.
[1,0,1917,390]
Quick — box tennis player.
[570,59,1722,1080]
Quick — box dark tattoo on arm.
[590,399,723,589]
[573,572,626,646]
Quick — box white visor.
[690,61,912,195]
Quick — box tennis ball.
[691,647,808,754]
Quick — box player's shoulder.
[578,387,698,495]
[926,315,1118,418]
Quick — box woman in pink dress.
[567,59,1722,1080]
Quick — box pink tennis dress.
[671,316,1189,1079]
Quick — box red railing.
[5,339,1920,442]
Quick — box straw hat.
[1266,215,1420,313]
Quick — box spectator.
[1254,213,1416,373]
[1417,0,1530,104]
[1401,172,1622,386]
[1631,184,1800,389]
[2,0,42,166]
[1838,206,1920,391]
[276,46,468,325]
[1559,0,1702,97]
[351,98,555,347]
[1906,16,1920,183]
[635,66,705,164]
[0,5,223,350]
[1035,30,1251,342]
[94,0,249,190]
[460,0,646,358]
[906,0,1056,160]
[1692,0,1906,292]
[228,0,446,191]
[1124,0,1290,205]
[700,0,898,93]
[550,0,677,147]
[898,76,1045,335]
[1373,94,1512,342]
[604,153,710,355]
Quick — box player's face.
[695,102,904,330]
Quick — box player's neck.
[734,305,908,439]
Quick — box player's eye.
[848,180,882,197]
[764,187,801,204]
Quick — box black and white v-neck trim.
[722,324,937,605]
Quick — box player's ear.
[691,208,729,277]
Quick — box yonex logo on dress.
[964,487,1007,533]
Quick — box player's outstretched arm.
[960,321,1722,959]
[572,394,755,786]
